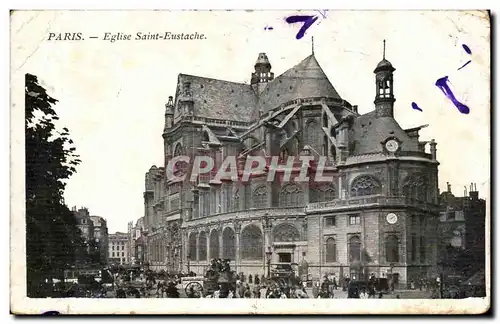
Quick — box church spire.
[383,39,386,59]
[374,40,396,118]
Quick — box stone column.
[207,230,211,261]
[218,223,224,258]
[195,232,199,262]
[234,220,241,272]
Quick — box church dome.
[374,59,395,73]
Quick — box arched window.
[279,148,289,162]
[386,235,399,263]
[222,227,236,259]
[349,235,361,262]
[279,184,304,207]
[252,185,268,208]
[310,183,337,203]
[350,175,382,197]
[173,143,188,175]
[240,224,263,260]
[173,143,182,157]
[402,173,428,201]
[325,237,337,262]
[209,229,220,259]
[322,113,328,127]
[273,223,300,242]
[304,120,319,150]
[189,232,197,261]
[198,232,207,261]
[323,135,328,156]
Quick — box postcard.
[10,9,490,314]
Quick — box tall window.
[349,235,361,262]
[273,223,300,242]
[223,185,232,213]
[411,234,417,262]
[189,232,197,261]
[325,237,337,262]
[193,191,199,219]
[222,227,236,259]
[325,216,336,227]
[200,191,210,217]
[304,120,319,150]
[209,230,220,259]
[420,236,426,262]
[310,183,337,203]
[240,224,263,260]
[279,184,303,207]
[198,232,207,261]
[350,175,382,197]
[402,173,428,201]
[385,235,399,263]
[252,185,268,208]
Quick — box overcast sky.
[12,10,490,233]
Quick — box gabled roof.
[257,54,342,113]
[177,74,258,122]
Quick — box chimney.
[469,182,479,200]
[429,139,437,161]
[446,182,451,193]
[353,105,358,113]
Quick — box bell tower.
[374,40,396,118]
[251,53,274,95]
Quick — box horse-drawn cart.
[182,260,237,297]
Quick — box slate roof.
[257,54,342,113]
[177,74,258,122]
[350,111,419,155]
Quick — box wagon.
[182,264,237,297]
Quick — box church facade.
[142,49,440,287]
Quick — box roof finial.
[312,36,314,55]
[383,39,386,60]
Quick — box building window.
[112,252,115,257]
[325,216,336,227]
[279,184,303,207]
[222,227,236,259]
[411,234,417,262]
[209,229,220,259]
[272,223,300,242]
[198,232,207,261]
[349,235,361,262]
[189,232,197,261]
[420,236,426,262]
[304,120,319,151]
[310,183,337,203]
[252,185,268,208]
[223,185,232,213]
[349,215,361,225]
[200,191,210,217]
[385,235,399,263]
[241,224,263,260]
[350,175,382,197]
[325,237,337,262]
[122,252,124,257]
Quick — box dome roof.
[374,59,395,73]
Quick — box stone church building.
[143,48,440,287]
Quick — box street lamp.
[187,253,191,273]
[265,246,272,279]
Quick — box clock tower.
[374,40,396,118]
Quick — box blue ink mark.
[462,44,472,55]
[411,102,423,112]
[42,311,60,315]
[457,60,472,71]
[435,76,470,114]
[264,26,274,30]
[285,15,319,40]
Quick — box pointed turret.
[251,53,274,95]
[374,40,396,118]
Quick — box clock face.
[385,139,399,152]
[386,213,398,224]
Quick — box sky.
[11,10,490,233]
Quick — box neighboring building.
[108,232,129,265]
[438,182,486,273]
[143,48,441,287]
[72,206,95,265]
[127,217,145,265]
[90,216,109,265]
